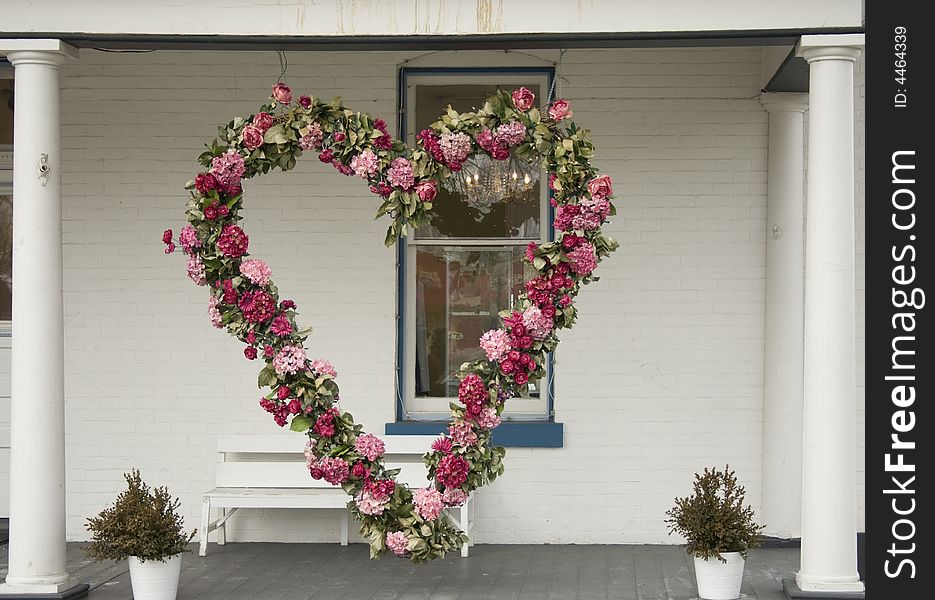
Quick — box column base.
[0,583,89,599]
[783,579,864,599]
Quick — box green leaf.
[263,125,289,145]
[289,415,313,432]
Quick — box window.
[395,68,558,432]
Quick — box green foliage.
[85,469,196,563]
[665,465,764,562]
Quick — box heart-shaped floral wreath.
[164,82,618,561]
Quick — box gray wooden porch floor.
[1,542,799,600]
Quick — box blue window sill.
[385,420,563,448]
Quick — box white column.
[796,34,864,595]
[759,92,808,540]
[0,39,77,596]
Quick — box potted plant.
[665,465,765,600]
[86,469,196,600]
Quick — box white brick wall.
[30,45,865,544]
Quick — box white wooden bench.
[199,434,476,557]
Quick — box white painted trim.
[0,39,78,58]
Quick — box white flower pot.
[693,552,745,600]
[128,554,182,600]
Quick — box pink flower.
[244,346,257,360]
[350,149,380,179]
[387,157,415,191]
[195,172,219,195]
[310,359,337,378]
[415,180,438,202]
[432,437,453,455]
[273,345,307,375]
[252,112,274,132]
[351,461,370,480]
[494,121,526,147]
[366,479,395,500]
[270,313,292,337]
[413,487,445,521]
[568,242,598,276]
[239,258,272,286]
[264,344,275,358]
[436,454,469,489]
[439,132,472,166]
[514,371,529,386]
[522,306,552,339]
[586,175,613,200]
[186,255,206,286]
[277,386,291,400]
[179,226,201,254]
[207,295,223,328]
[554,204,580,231]
[318,149,334,163]
[476,406,501,429]
[210,150,246,189]
[238,290,275,323]
[314,410,337,437]
[355,490,390,516]
[511,87,535,111]
[479,329,511,362]
[580,195,611,220]
[355,433,386,462]
[272,82,292,105]
[288,399,302,414]
[241,124,264,149]
[548,99,573,121]
[299,95,312,109]
[162,229,173,244]
[316,456,349,485]
[333,132,347,143]
[449,420,478,448]
[458,373,488,417]
[217,224,249,258]
[299,123,324,150]
[386,531,410,556]
[525,241,538,263]
[442,488,467,507]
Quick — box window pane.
[0,194,10,321]
[413,83,542,240]
[414,246,535,398]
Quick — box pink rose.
[272,82,292,105]
[548,99,573,121]
[333,132,346,143]
[511,87,535,111]
[586,175,613,200]
[252,112,274,132]
[416,180,438,202]
[241,125,264,149]
[299,95,312,109]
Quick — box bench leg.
[218,508,227,546]
[199,498,211,557]
[340,509,349,546]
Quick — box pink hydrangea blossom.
[179,225,201,254]
[210,150,246,189]
[273,345,307,375]
[304,438,317,468]
[479,329,511,362]
[310,359,337,378]
[207,294,223,328]
[553,204,580,232]
[449,420,478,448]
[366,479,396,501]
[568,242,598,276]
[355,433,386,462]
[413,487,445,521]
[386,531,410,556]
[522,306,552,339]
[350,149,380,179]
[270,313,292,337]
[386,157,415,191]
[571,212,602,231]
[314,409,337,437]
[217,224,249,258]
[299,123,324,150]
[238,290,275,323]
[187,255,206,286]
[476,406,502,430]
[579,195,611,220]
[442,488,467,507]
[494,121,526,147]
[436,454,469,489]
[312,456,348,485]
[239,258,272,286]
[439,132,472,165]
[355,490,390,516]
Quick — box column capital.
[0,38,78,66]
[760,92,809,114]
[797,34,864,64]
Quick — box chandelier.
[442,153,541,213]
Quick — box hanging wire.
[546,49,567,105]
[276,50,289,83]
